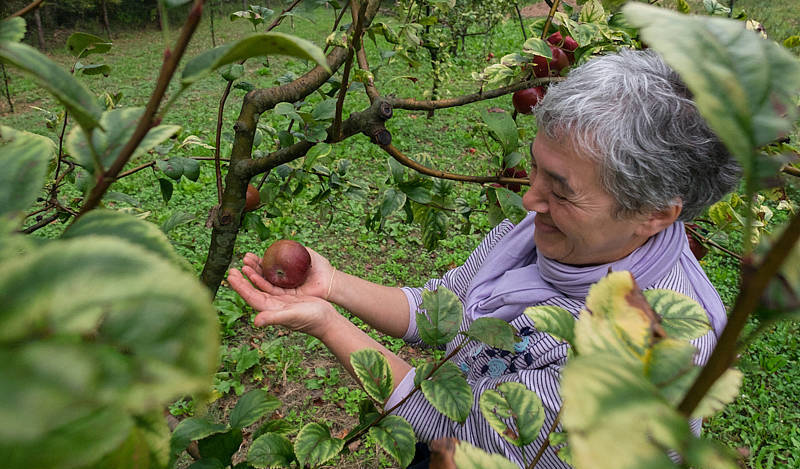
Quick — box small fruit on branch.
[245,184,260,212]
[546,31,579,63]
[685,223,708,261]
[261,240,312,288]
[500,167,528,193]
[512,86,546,115]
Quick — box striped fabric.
[390,220,717,468]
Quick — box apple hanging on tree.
[244,183,261,212]
[512,86,546,114]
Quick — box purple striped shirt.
[387,220,717,468]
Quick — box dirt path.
[520,1,577,18]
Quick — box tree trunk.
[1,64,14,113]
[101,0,112,39]
[34,9,45,50]
[199,0,383,297]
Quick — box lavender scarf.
[463,213,727,337]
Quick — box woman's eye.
[553,192,568,201]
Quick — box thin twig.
[117,156,227,179]
[685,224,742,261]
[9,0,45,18]
[1,64,13,113]
[541,0,561,40]
[324,2,351,53]
[514,2,528,41]
[382,144,528,186]
[387,76,561,111]
[215,81,234,204]
[527,411,562,469]
[265,0,304,32]
[77,0,205,217]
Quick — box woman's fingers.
[227,269,270,309]
[241,264,292,295]
[243,252,264,275]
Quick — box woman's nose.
[522,180,548,213]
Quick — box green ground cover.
[2,1,798,467]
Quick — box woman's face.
[522,134,664,266]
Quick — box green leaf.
[643,289,711,340]
[161,211,196,234]
[63,209,190,270]
[368,415,416,468]
[0,236,219,449]
[387,157,406,183]
[464,317,519,352]
[230,389,282,429]
[248,433,295,468]
[198,429,243,465]
[579,0,606,23]
[66,32,112,58]
[496,187,527,224]
[178,156,201,181]
[181,32,330,86]
[417,287,463,347]
[274,101,303,122]
[784,36,800,48]
[399,181,433,204]
[503,151,524,170]
[170,418,228,462]
[623,3,800,166]
[158,178,174,203]
[380,188,407,218]
[0,405,133,469]
[0,41,103,131]
[646,338,698,405]
[419,362,472,423]
[350,349,394,404]
[0,17,26,43]
[692,368,743,419]
[676,0,691,14]
[157,158,184,180]
[66,107,181,173]
[220,63,244,81]
[561,354,690,469]
[0,126,56,220]
[312,98,337,121]
[304,143,331,169]
[522,37,552,59]
[479,382,545,447]
[524,305,576,346]
[293,422,343,468]
[452,440,519,469]
[480,107,518,156]
[76,63,111,76]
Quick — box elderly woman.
[227,49,740,468]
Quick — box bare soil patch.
[520,0,577,18]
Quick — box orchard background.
[1,0,799,468]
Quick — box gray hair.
[533,48,740,221]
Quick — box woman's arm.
[240,251,411,339]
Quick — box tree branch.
[77,0,205,217]
[386,76,561,111]
[381,143,529,186]
[9,0,45,18]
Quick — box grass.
[3,1,799,468]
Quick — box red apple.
[548,45,570,72]
[501,167,528,193]
[512,86,546,114]
[245,184,260,212]
[546,31,578,63]
[261,240,312,288]
[531,54,551,78]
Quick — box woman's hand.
[240,246,335,300]
[228,268,337,339]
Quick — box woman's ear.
[636,200,682,238]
